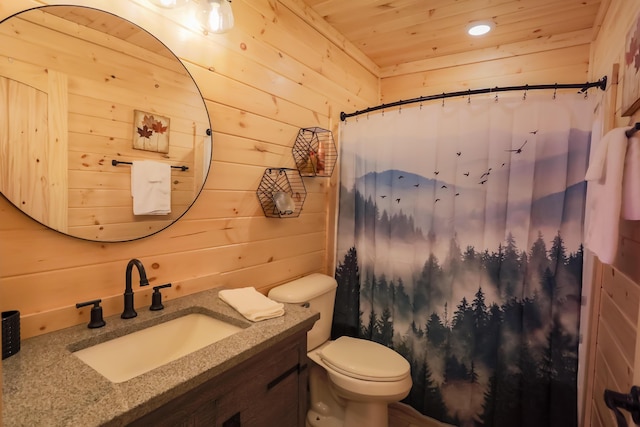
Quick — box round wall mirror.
[0,5,212,242]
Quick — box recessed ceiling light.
[467,21,494,36]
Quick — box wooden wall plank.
[240,0,379,103]
[381,45,590,103]
[599,292,636,366]
[584,1,640,426]
[47,70,69,232]
[0,0,370,341]
[596,319,634,390]
[1,231,325,311]
[593,347,626,427]
[277,0,379,76]
[602,264,640,327]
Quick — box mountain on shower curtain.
[334,93,594,427]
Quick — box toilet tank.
[268,273,337,351]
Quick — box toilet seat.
[319,336,410,382]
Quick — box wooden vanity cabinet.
[127,330,309,427]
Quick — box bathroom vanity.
[128,329,308,427]
[1,289,318,427]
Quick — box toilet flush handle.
[301,302,310,308]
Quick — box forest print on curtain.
[334,92,594,427]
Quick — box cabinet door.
[127,385,217,427]
[253,362,301,427]
[127,330,308,427]
[216,333,305,427]
[216,362,301,427]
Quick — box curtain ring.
[467,89,471,104]
[523,85,528,101]
[553,84,557,100]
[399,105,402,114]
[442,93,445,107]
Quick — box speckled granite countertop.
[2,288,319,427]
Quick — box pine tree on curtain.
[333,92,594,427]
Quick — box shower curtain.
[334,91,594,427]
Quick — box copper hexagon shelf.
[292,127,337,177]
[256,168,307,218]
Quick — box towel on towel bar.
[623,134,640,220]
[218,287,285,322]
[131,160,171,215]
[584,127,628,264]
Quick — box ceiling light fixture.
[148,0,190,8]
[467,21,494,36]
[197,0,234,34]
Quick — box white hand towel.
[131,160,171,215]
[218,287,285,322]
[623,134,640,220]
[584,127,628,264]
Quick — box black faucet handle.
[150,283,172,311]
[76,299,106,329]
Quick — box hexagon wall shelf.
[292,127,337,177]
[256,168,307,218]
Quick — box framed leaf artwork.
[133,110,170,153]
[622,10,640,116]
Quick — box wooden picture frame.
[622,11,640,116]
[133,110,170,153]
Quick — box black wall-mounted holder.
[256,168,307,218]
[604,386,640,427]
[292,127,337,177]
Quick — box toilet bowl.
[313,337,412,400]
[268,274,412,427]
[307,338,412,427]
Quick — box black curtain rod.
[340,76,608,121]
[111,159,189,171]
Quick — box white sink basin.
[73,313,243,383]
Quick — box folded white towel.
[131,160,171,215]
[218,287,285,322]
[623,134,640,220]
[584,127,628,264]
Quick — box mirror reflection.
[0,6,212,242]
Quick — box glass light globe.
[198,0,234,34]
[148,0,190,8]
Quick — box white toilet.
[268,273,412,427]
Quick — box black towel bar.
[111,159,188,171]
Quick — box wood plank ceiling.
[300,0,607,71]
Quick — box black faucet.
[121,258,150,319]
